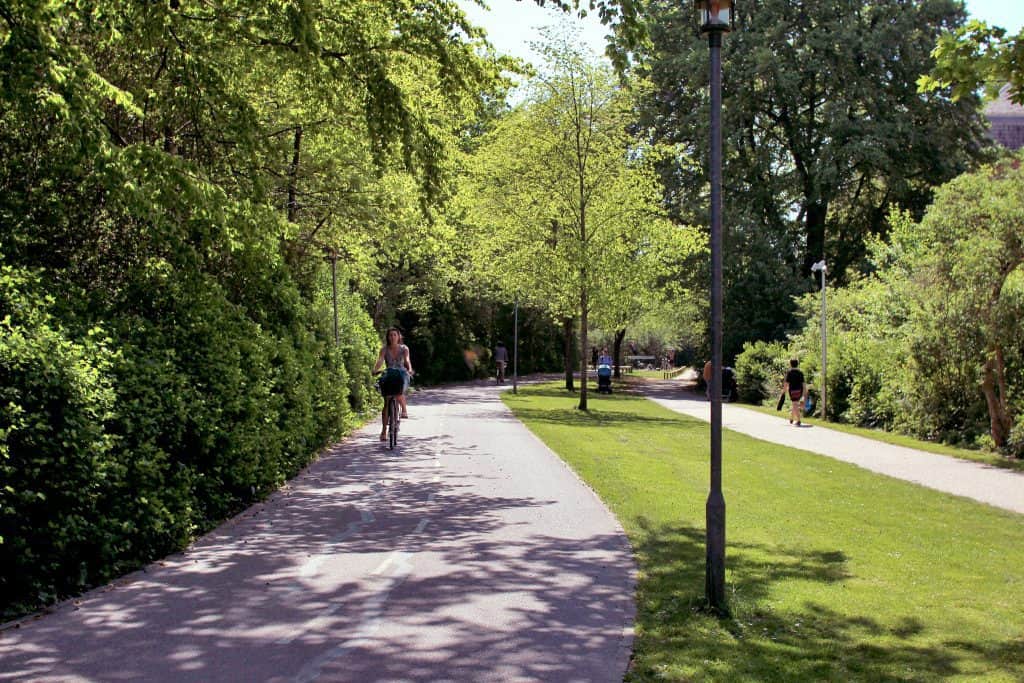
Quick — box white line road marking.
[276,491,380,606]
[293,403,448,680]
[372,552,397,576]
[292,553,414,683]
[293,508,376,581]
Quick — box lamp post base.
[705,489,726,611]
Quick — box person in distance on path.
[703,360,713,400]
[494,340,509,384]
[782,358,806,426]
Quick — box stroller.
[597,363,613,394]
[721,366,738,403]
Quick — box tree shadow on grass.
[505,387,689,429]
[510,385,648,401]
[627,518,1020,682]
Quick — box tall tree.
[628,0,991,357]
[462,29,689,409]
[781,160,1024,454]
[590,211,707,377]
[887,161,1024,451]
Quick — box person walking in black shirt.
[783,359,806,426]
[494,341,509,384]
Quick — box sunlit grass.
[629,369,669,379]
[504,383,1024,682]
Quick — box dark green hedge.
[0,142,377,617]
[0,251,376,618]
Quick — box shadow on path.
[1,383,635,683]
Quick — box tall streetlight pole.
[696,0,735,612]
[512,296,519,395]
[811,260,827,421]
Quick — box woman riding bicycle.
[372,327,414,441]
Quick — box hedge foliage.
[0,216,377,618]
[0,2,383,618]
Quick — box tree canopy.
[628,0,991,359]
[461,29,700,408]
[921,20,1024,104]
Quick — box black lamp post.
[513,296,519,395]
[696,0,735,612]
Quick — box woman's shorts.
[379,368,408,396]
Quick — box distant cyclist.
[373,328,413,440]
[494,340,509,384]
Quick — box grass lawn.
[629,369,666,379]
[504,383,1024,682]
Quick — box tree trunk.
[578,287,589,411]
[287,125,303,223]
[563,317,575,391]
[613,328,626,379]
[163,124,177,156]
[803,201,828,275]
[981,347,1014,448]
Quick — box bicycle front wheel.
[388,397,399,449]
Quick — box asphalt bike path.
[640,382,1024,516]
[0,381,636,682]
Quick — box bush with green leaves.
[0,144,378,619]
[0,245,377,618]
[733,340,789,404]
[0,265,122,610]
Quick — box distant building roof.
[984,86,1024,150]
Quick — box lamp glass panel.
[698,0,733,27]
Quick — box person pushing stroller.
[597,347,613,394]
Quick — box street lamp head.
[811,260,827,273]
[696,0,736,35]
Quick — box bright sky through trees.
[460,0,1024,64]
[459,1,608,64]
[964,0,1024,32]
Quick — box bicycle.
[384,391,400,449]
[376,369,406,449]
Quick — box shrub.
[0,266,121,612]
[0,212,379,619]
[734,340,789,404]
